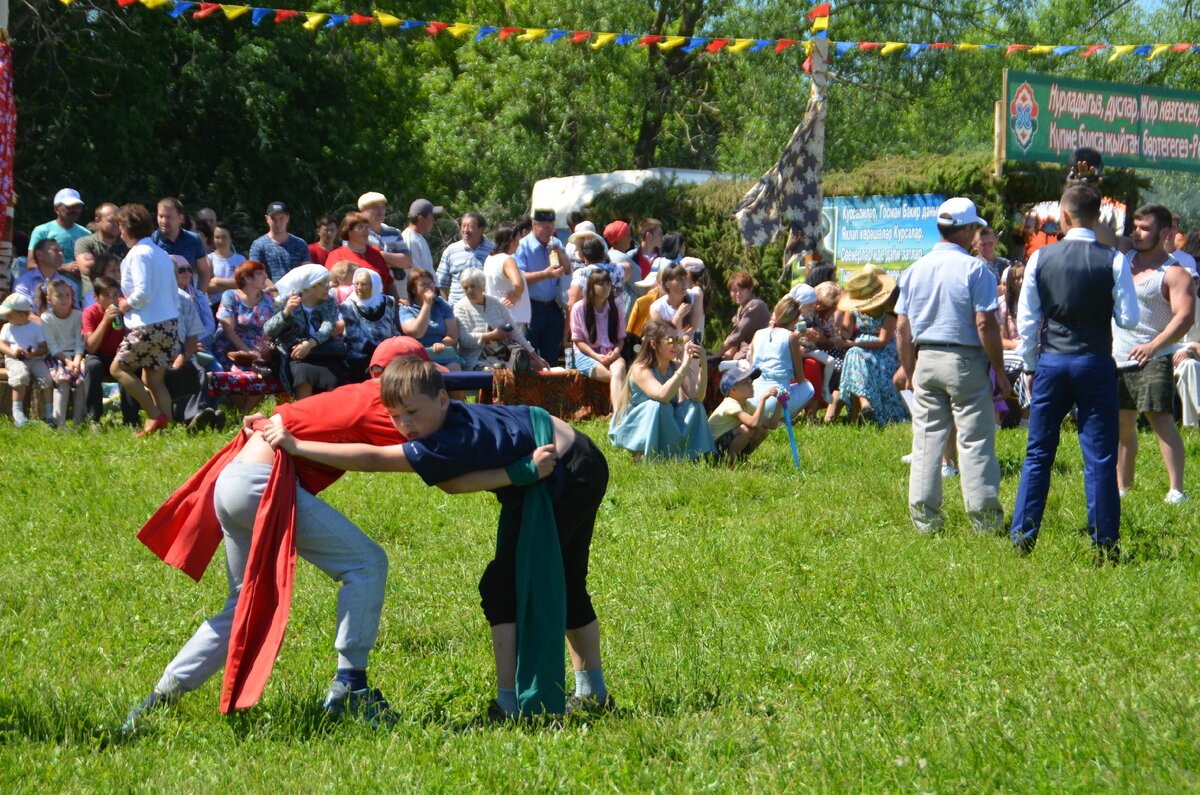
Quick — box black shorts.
[1118,356,1175,414]
[478,432,608,629]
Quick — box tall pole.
[0,0,13,299]
[783,35,830,280]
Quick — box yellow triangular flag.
[141,0,172,7]
[957,43,980,51]
[1149,43,1170,59]
[221,5,250,20]
[804,41,814,56]
[375,12,401,27]
[1028,44,1054,55]
[728,38,755,53]
[517,28,547,42]
[658,36,687,50]
[1108,44,1135,61]
[811,16,828,33]
[591,32,617,50]
[880,41,906,56]
[446,22,474,38]
[302,12,328,31]
[58,0,74,5]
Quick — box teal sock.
[586,669,607,702]
[496,688,518,716]
[574,670,590,698]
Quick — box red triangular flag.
[1080,44,1106,57]
[499,26,522,40]
[807,3,831,19]
[117,0,139,6]
[194,3,221,19]
[1173,43,1192,52]
[773,39,797,53]
[426,21,449,35]
[640,35,664,47]
[930,42,953,50]
[708,38,730,53]
[349,14,375,25]
[571,31,592,44]
[275,9,299,23]
[858,42,881,51]
[1006,44,1030,56]
[802,54,812,72]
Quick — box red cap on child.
[368,337,449,376]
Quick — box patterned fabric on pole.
[0,43,13,240]
[734,74,826,262]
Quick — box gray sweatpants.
[908,346,1003,534]
[156,461,388,695]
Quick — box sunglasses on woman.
[667,336,686,346]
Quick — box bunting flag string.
[67,0,1200,63]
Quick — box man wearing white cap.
[29,189,90,267]
[896,197,1008,535]
[358,192,412,288]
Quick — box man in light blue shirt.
[896,197,1008,535]
[515,209,569,365]
[28,188,90,267]
[436,212,494,307]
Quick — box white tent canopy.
[529,168,726,230]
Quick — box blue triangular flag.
[545,29,569,42]
[250,7,270,25]
[401,19,425,30]
[835,41,855,58]
[615,34,638,45]
[682,37,707,53]
[812,30,827,39]
[325,14,349,28]
[1132,44,1152,56]
[169,1,197,19]
[1052,45,1079,55]
[750,39,772,52]
[906,43,928,58]
[475,25,499,42]
[979,43,999,50]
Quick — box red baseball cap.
[368,337,448,376]
[603,220,630,246]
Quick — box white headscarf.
[346,267,384,312]
[273,263,330,308]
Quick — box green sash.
[501,406,567,714]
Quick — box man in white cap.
[29,188,90,267]
[401,198,441,303]
[896,197,1009,536]
[358,192,413,288]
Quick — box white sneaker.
[941,463,959,478]
[901,454,913,464]
[1165,489,1188,505]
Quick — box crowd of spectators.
[2,186,1199,468]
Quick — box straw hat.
[837,264,897,313]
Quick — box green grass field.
[1,416,1199,792]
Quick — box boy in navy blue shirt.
[264,358,613,719]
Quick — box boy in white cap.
[0,293,54,427]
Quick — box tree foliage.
[8,0,1196,247]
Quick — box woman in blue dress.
[833,265,907,426]
[610,320,714,461]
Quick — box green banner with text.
[1004,69,1200,173]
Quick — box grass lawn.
[1,415,1199,792]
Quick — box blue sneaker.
[121,689,178,736]
[322,681,393,728]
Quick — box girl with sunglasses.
[609,320,714,461]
